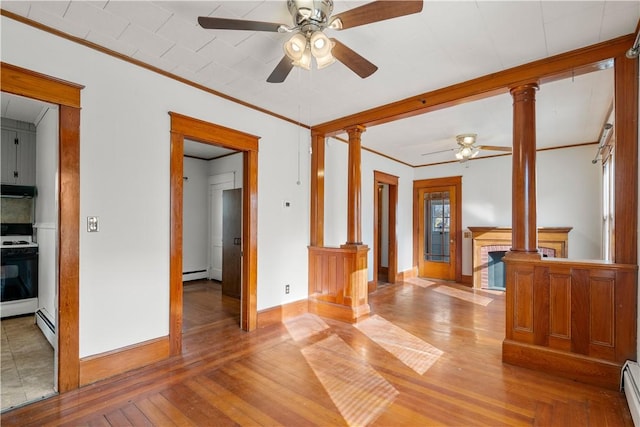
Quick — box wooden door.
[209,175,234,281]
[418,185,457,280]
[222,188,242,298]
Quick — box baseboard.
[79,336,170,386]
[256,299,308,328]
[502,339,621,390]
[368,280,376,293]
[460,274,473,286]
[397,267,418,281]
[308,298,370,323]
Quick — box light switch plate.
[87,216,99,232]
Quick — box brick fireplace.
[469,227,572,289]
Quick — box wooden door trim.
[169,112,259,355]
[413,176,462,282]
[1,62,83,392]
[373,171,398,289]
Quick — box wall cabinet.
[1,118,36,185]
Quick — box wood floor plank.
[135,397,179,427]
[120,403,154,426]
[187,376,280,426]
[1,278,633,427]
[104,408,134,426]
[159,383,236,426]
[222,362,347,425]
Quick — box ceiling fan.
[421,134,512,163]
[198,0,424,83]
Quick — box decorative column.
[505,83,541,260]
[307,125,370,323]
[344,125,366,245]
[309,132,325,247]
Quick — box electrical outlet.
[87,216,99,232]
[285,284,290,294]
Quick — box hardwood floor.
[1,278,633,426]
[182,280,240,332]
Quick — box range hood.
[1,185,37,198]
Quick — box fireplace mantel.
[469,227,572,289]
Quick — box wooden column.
[307,125,370,322]
[310,132,325,247]
[613,54,638,264]
[506,83,541,260]
[344,125,365,245]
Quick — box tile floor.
[1,315,55,412]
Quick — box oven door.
[1,247,38,302]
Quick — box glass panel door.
[424,191,450,263]
[418,185,456,280]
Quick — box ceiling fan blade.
[331,1,423,30]
[478,145,512,152]
[331,39,378,78]
[198,16,283,32]
[421,148,453,156]
[267,56,294,83]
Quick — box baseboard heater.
[182,269,208,281]
[35,309,56,348]
[622,360,640,426]
[183,270,207,275]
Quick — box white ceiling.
[1,1,638,165]
[1,93,57,126]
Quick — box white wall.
[361,150,415,280]
[182,157,209,280]
[324,138,348,247]
[209,152,243,187]
[35,106,58,331]
[324,139,415,281]
[414,144,602,275]
[1,17,309,357]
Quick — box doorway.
[182,144,242,331]
[372,171,398,291]
[1,93,59,411]
[169,112,259,356]
[414,177,462,281]
[1,63,82,394]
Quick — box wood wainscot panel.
[79,337,170,386]
[308,246,370,323]
[503,257,637,390]
[548,267,571,352]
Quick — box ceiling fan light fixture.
[284,33,308,60]
[310,31,335,69]
[456,133,477,145]
[293,46,312,70]
[455,133,480,161]
[328,17,343,30]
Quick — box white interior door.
[209,173,234,281]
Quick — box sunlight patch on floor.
[284,313,330,341]
[301,334,399,427]
[433,286,494,306]
[355,314,444,375]
[403,277,436,288]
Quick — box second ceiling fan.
[422,134,512,163]
[198,0,424,83]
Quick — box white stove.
[1,237,38,249]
